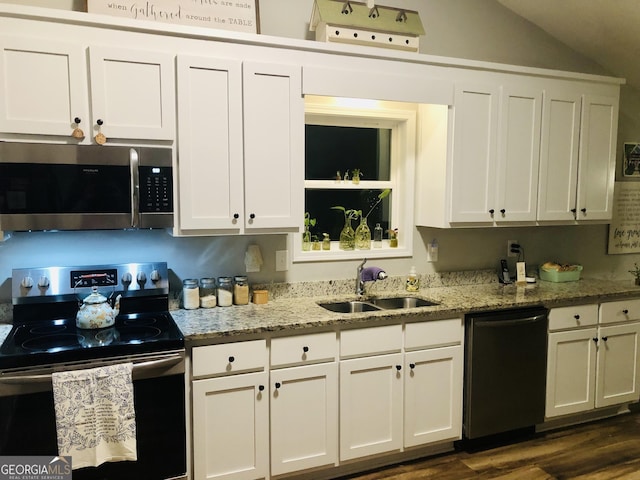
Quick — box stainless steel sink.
[318,300,382,313]
[318,296,439,313]
[371,296,440,309]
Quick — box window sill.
[292,242,410,263]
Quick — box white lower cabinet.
[270,332,338,476]
[340,352,404,460]
[191,320,463,479]
[191,340,269,480]
[546,301,640,418]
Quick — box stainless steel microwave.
[0,142,173,231]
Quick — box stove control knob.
[20,276,34,289]
[137,272,147,287]
[121,272,132,286]
[150,269,161,283]
[37,276,50,289]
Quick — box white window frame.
[293,97,416,262]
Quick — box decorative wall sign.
[87,0,260,34]
[623,143,640,177]
[608,182,640,254]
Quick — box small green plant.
[362,189,390,220]
[629,263,640,283]
[304,212,317,228]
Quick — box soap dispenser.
[406,266,420,292]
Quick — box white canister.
[217,277,233,307]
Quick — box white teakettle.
[76,286,121,329]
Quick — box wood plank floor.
[342,412,640,479]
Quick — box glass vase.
[302,226,311,251]
[339,218,355,250]
[355,217,371,249]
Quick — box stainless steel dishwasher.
[463,306,548,441]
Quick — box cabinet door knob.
[275,382,281,389]
[96,119,104,126]
[258,385,264,392]
[581,208,587,214]
[570,208,577,213]
[302,346,309,353]
[74,117,81,124]
[228,356,235,363]
[623,309,629,314]
[593,337,598,343]
[249,213,256,219]
[489,209,495,215]
[574,314,580,320]
[233,213,239,219]
[602,336,608,342]
[395,365,402,371]
[409,363,416,369]
[500,209,506,215]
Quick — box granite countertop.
[172,278,640,344]
[2,278,639,347]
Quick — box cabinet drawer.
[340,324,402,358]
[548,304,598,331]
[405,318,462,350]
[192,339,267,378]
[600,298,640,324]
[271,332,337,367]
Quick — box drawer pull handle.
[574,314,580,320]
[602,336,608,342]
[275,382,281,389]
[409,363,416,370]
[302,346,309,353]
[228,356,235,363]
[623,309,629,315]
[395,365,402,371]
[258,385,264,392]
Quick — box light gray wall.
[0,0,637,302]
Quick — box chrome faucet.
[356,258,388,295]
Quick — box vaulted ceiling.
[497,0,640,89]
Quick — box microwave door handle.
[130,148,140,228]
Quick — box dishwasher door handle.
[474,315,547,328]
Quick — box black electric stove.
[0,262,184,371]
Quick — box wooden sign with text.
[87,0,260,33]
[608,182,640,254]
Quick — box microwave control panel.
[139,166,173,213]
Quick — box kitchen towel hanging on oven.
[52,363,137,469]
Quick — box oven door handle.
[0,354,185,385]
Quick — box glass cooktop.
[0,312,184,370]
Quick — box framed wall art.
[623,142,640,177]
[87,0,260,34]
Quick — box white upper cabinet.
[537,89,583,221]
[538,90,618,222]
[0,36,88,136]
[449,83,500,224]
[0,36,174,142]
[575,94,618,221]
[242,61,304,232]
[88,46,175,141]
[176,55,244,232]
[495,85,542,223]
[176,55,303,235]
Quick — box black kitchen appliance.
[463,306,548,444]
[0,142,173,232]
[0,262,186,480]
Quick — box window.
[293,95,416,262]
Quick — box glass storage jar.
[217,277,233,307]
[182,279,199,310]
[233,276,249,305]
[199,278,217,308]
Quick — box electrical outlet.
[507,240,519,257]
[275,250,289,271]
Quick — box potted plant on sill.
[331,206,358,250]
[302,212,316,251]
